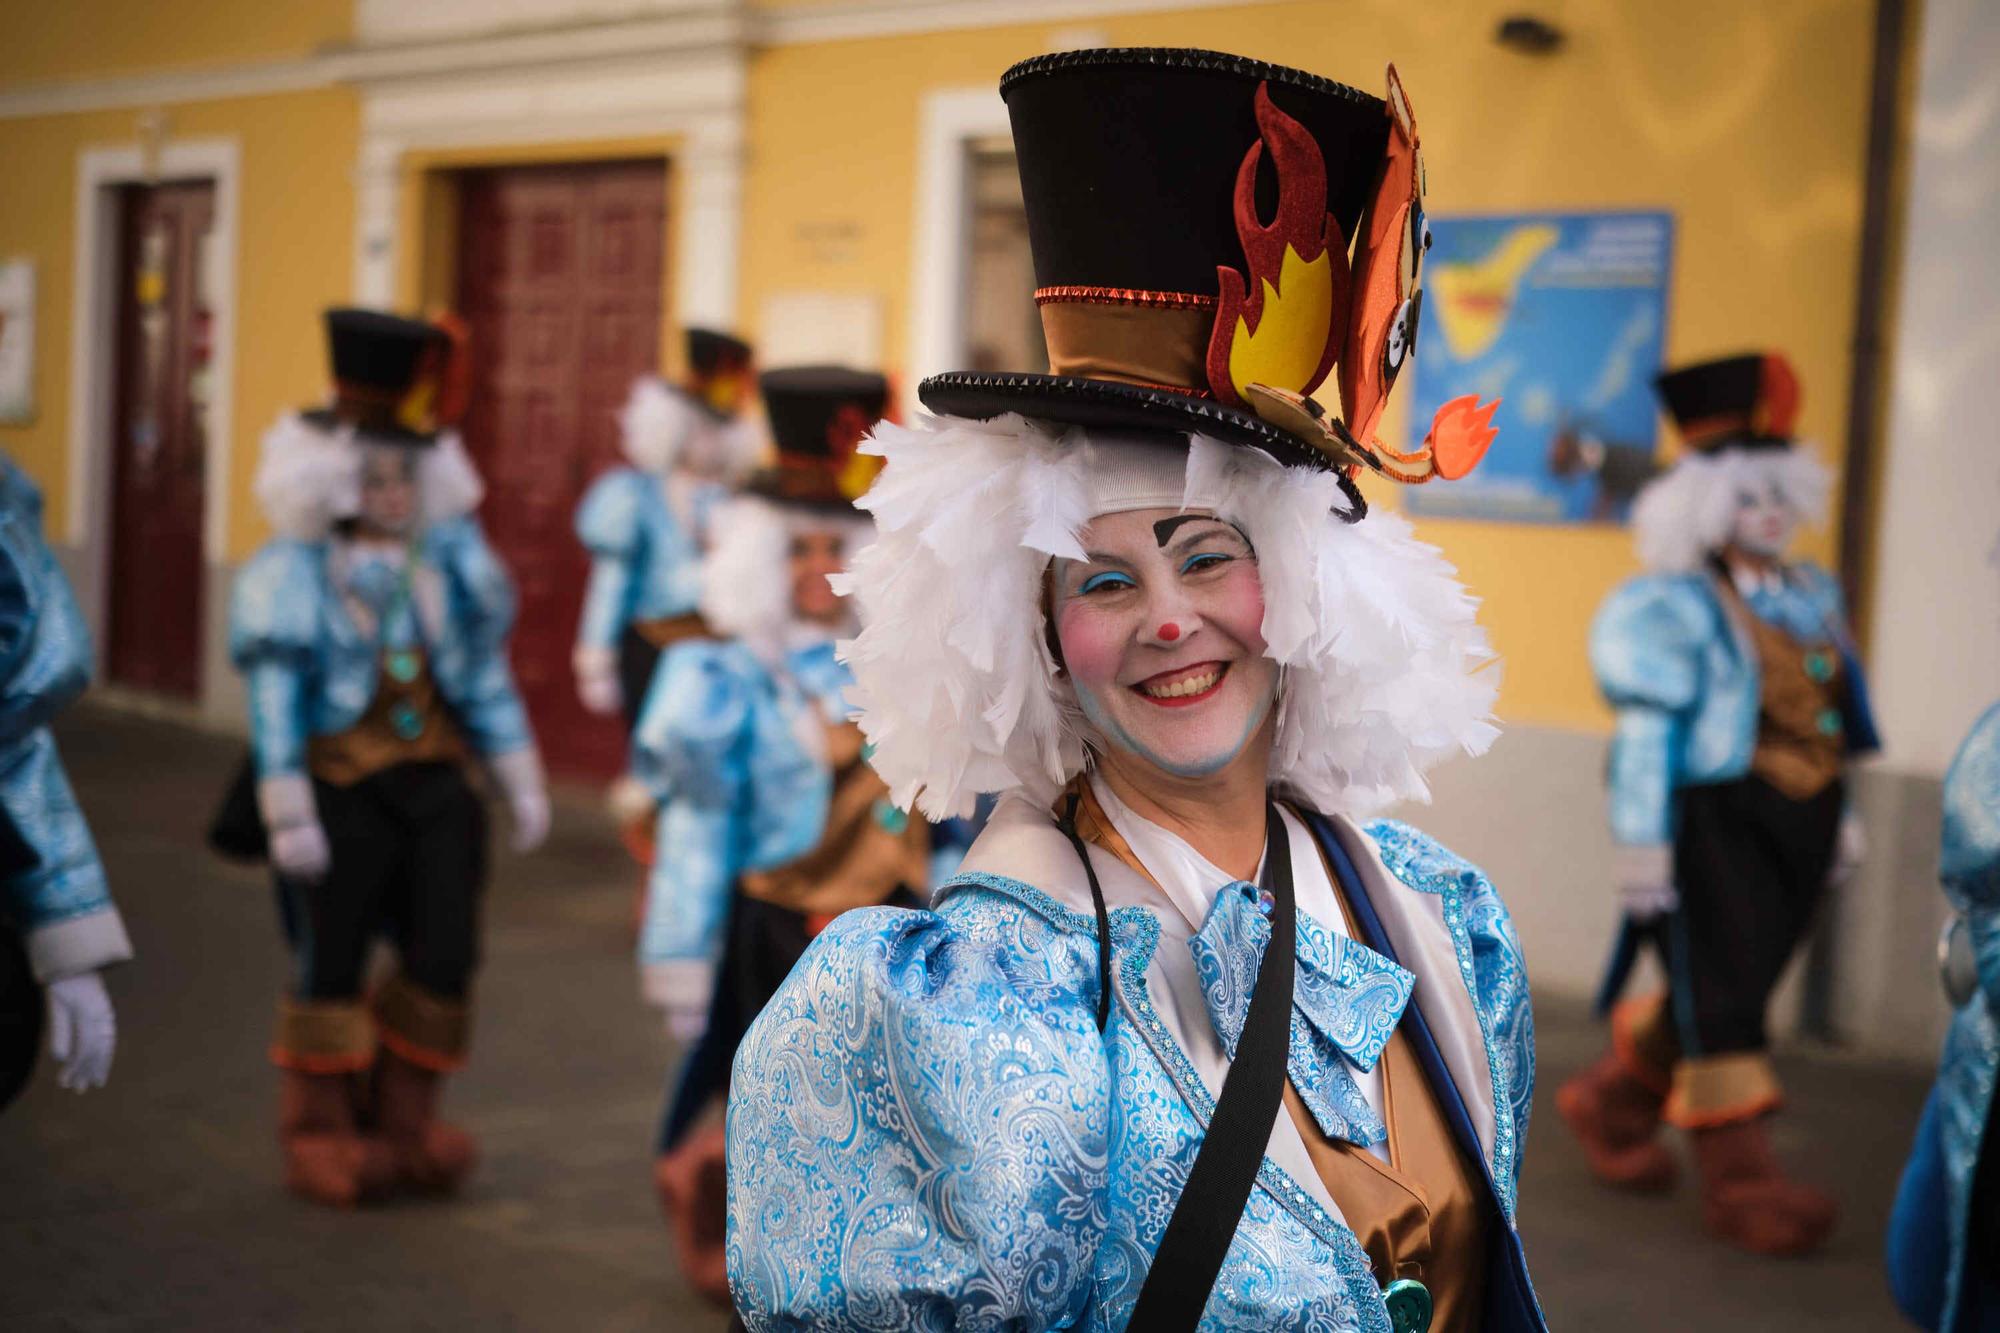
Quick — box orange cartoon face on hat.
[1338,65,1428,451]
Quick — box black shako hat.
[686,327,753,379]
[1655,352,1800,454]
[304,308,460,446]
[921,48,1394,473]
[746,365,891,514]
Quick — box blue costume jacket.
[727,797,1543,1331]
[229,516,535,780]
[574,469,726,657]
[1590,562,1879,846]
[631,635,836,971]
[0,457,128,980]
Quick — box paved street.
[1,707,1931,1330]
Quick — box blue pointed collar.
[1191,880,1414,1147]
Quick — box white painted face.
[1051,508,1279,781]
[1728,470,1798,558]
[358,446,419,537]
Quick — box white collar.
[1087,772,1265,933]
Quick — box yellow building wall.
[0,0,351,85]
[0,87,359,560]
[740,0,1875,731]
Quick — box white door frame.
[905,87,1011,390]
[66,136,241,675]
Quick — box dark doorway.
[454,159,668,780]
[107,179,214,699]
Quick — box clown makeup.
[1053,508,1278,780]
[790,527,848,626]
[1727,473,1798,560]
[357,445,419,538]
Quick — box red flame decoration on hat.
[1204,84,1351,410]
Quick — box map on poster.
[0,259,33,425]
[1406,210,1673,524]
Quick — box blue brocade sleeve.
[631,641,829,968]
[433,517,535,758]
[1942,703,2000,1009]
[727,890,1112,1331]
[1589,576,1707,846]
[228,542,322,779]
[574,469,648,655]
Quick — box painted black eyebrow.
[1151,514,1211,546]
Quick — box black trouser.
[617,626,663,736]
[1663,774,1843,1056]
[657,889,920,1153]
[275,762,488,1001]
[0,929,43,1112]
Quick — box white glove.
[1616,843,1678,919]
[46,971,117,1091]
[1829,812,1868,888]
[642,960,714,1045]
[271,821,332,883]
[574,646,623,717]
[489,747,551,853]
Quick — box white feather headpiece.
[1629,446,1831,572]
[836,413,1501,820]
[253,413,484,540]
[619,376,763,483]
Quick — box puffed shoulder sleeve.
[0,526,92,749]
[228,541,322,669]
[1942,702,2000,915]
[728,888,1113,1332]
[1590,575,1711,846]
[575,468,650,559]
[630,639,757,803]
[431,515,516,644]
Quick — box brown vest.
[1717,573,1846,799]
[632,611,715,651]
[1068,783,1490,1331]
[738,720,931,918]
[308,651,465,786]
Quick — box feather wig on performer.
[727,49,1546,1333]
[213,308,550,1207]
[1559,351,1878,1258]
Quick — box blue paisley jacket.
[0,456,129,981]
[574,468,726,656]
[228,516,535,780]
[1590,563,1879,846]
[1934,701,2000,1333]
[727,794,1543,1332]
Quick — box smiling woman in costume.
[725,50,1541,1333]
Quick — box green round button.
[1384,1278,1432,1333]
[1816,708,1842,737]
[390,702,426,740]
[1805,650,1834,683]
[386,650,420,684]
[871,799,908,835]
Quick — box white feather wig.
[835,413,1501,821]
[699,494,873,659]
[1629,446,1832,573]
[619,376,763,483]
[253,413,485,540]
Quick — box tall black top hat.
[1655,352,1800,454]
[747,366,891,513]
[304,308,464,446]
[686,327,753,379]
[919,49,1498,507]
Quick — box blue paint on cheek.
[1074,677,1277,779]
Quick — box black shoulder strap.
[1057,792,1115,1033]
[1059,795,1296,1329]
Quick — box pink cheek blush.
[1054,602,1130,691]
[1202,563,1268,651]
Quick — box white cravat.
[1087,773,1391,1158]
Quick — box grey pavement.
[0,707,1933,1330]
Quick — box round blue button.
[1383,1278,1432,1333]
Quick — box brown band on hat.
[271,997,376,1072]
[1038,298,1216,395]
[373,973,472,1070]
[1674,410,1758,449]
[1035,285,1218,310]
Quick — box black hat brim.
[918,372,1332,473]
[741,472,865,518]
[301,407,440,448]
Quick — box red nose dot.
[1158,622,1181,642]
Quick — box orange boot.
[655,1120,732,1306]
[1692,1116,1837,1256]
[1557,1047,1678,1192]
[277,1068,397,1207]
[373,1048,479,1195]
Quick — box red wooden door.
[455,160,666,780]
[107,180,214,698]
